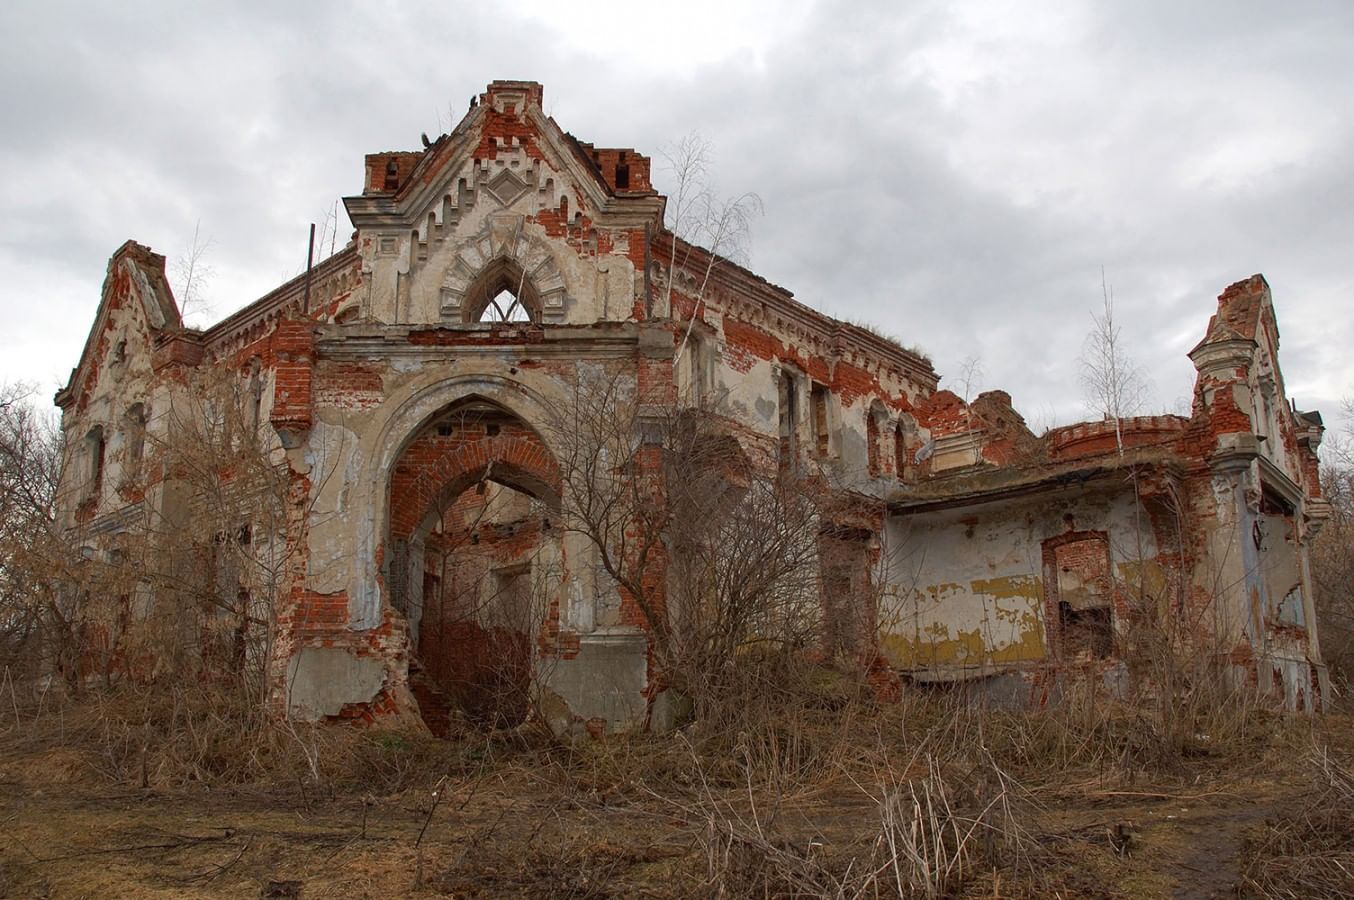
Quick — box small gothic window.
[479,287,531,323]
[463,258,541,324]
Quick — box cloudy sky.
[2,0,1351,437]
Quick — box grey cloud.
[1,0,1349,437]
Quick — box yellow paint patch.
[879,574,1049,667]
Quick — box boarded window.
[819,528,874,661]
[124,403,147,464]
[678,334,708,406]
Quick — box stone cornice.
[313,322,646,361]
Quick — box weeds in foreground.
[1239,745,1354,899]
[0,662,1338,898]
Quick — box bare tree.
[1080,270,1149,453]
[950,355,985,430]
[1312,398,1354,690]
[549,368,670,645]
[172,221,216,326]
[315,199,342,262]
[548,369,828,718]
[0,383,70,683]
[658,134,763,363]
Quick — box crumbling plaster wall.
[285,330,661,727]
[880,486,1160,677]
[56,250,198,553]
[353,84,649,330]
[683,294,938,491]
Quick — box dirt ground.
[0,711,1347,898]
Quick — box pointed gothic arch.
[460,257,540,323]
[439,216,570,324]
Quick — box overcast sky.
[2,0,1351,438]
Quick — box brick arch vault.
[385,392,563,730]
[348,375,565,631]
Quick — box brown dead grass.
[0,680,1350,898]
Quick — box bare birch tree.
[658,134,763,364]
[1080,270,1149,453]
[172,220,216,326]
[950,355,985,430]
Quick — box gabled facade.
[54,81,1328,731]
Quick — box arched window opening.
[463,258,541,324]
[480,287,531,323]
[810,383,832,458]
[777,370,799,469]
[865,402,891,478]
[895,415,917,480]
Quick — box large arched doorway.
[386,397,562,733]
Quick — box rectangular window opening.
[811,383,831,457]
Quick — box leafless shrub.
[548,369,834,730]
[1313,412,1354,694]
[0,365,307,784]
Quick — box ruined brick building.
[54,81,1330,732]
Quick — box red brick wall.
[268,318,314,434]
[389,416,560,540]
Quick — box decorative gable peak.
[479,80,543,115]
[56,240,184,411]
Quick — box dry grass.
[1238,745,1354,898]
[0,666,1348,898]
